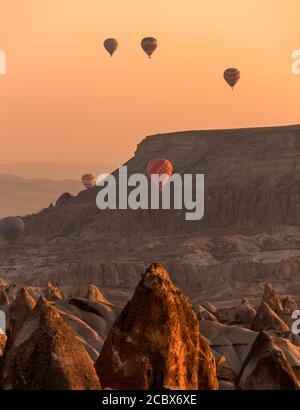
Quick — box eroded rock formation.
[44,282,64,301]
[1,296,101,390]
[251,302,289,333]
[96,264,218,390]
[236,331,300,390]
[262,283,283,314]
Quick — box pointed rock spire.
[44,282,64,301]
[95,263,218,390]
[85,284,109,304]
[262,283,283,314]
[236,331,300,389]
[251,301,289,333]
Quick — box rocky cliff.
[21,124,300,240]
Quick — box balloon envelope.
[81,174,96,189]
[147,158,173,189]
[141,37,158,58]
[0,217,24,243]
[104,38,118,56]
[224,68,240,89]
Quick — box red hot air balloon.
[141,37,158,58]
[147,158,173,189]
[223,68,240,90]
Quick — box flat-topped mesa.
[95,263,218,390]
[135,124,300,179]
[22,124,300,240]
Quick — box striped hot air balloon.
[103,38,118,57]
[223,68,240,89]
[141,37,158,58]
[81,174,96,189]
[147,158,173,189]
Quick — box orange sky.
[1,0,300,165]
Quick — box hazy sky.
[1,0,300,165]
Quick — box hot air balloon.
[0,217,24,244]
[147,158,173,189]
[81,174,96,189]
[104,38,118,57]
[141,37,158,58]
[224,68,240,89]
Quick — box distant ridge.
[147,124,300,138]
[0,175,82,218]
[0,163,118,181]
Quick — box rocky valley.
[1,124,300,390]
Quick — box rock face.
[95,264,218,390]
[1,297,101,390]
[251,302,289,333]
[0,288,9,306]
[8,288,36,345]
[218,298,256,326]
[196,306,217,322]
[235,298,256,324]
[0,335,6,359]
[85,284,109,304]
[236,331,300,389]
[200,302,217,316]
[44,282,64,301]
[199,320,257,384]
[282,296,298,313]
[262,283,283,314]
